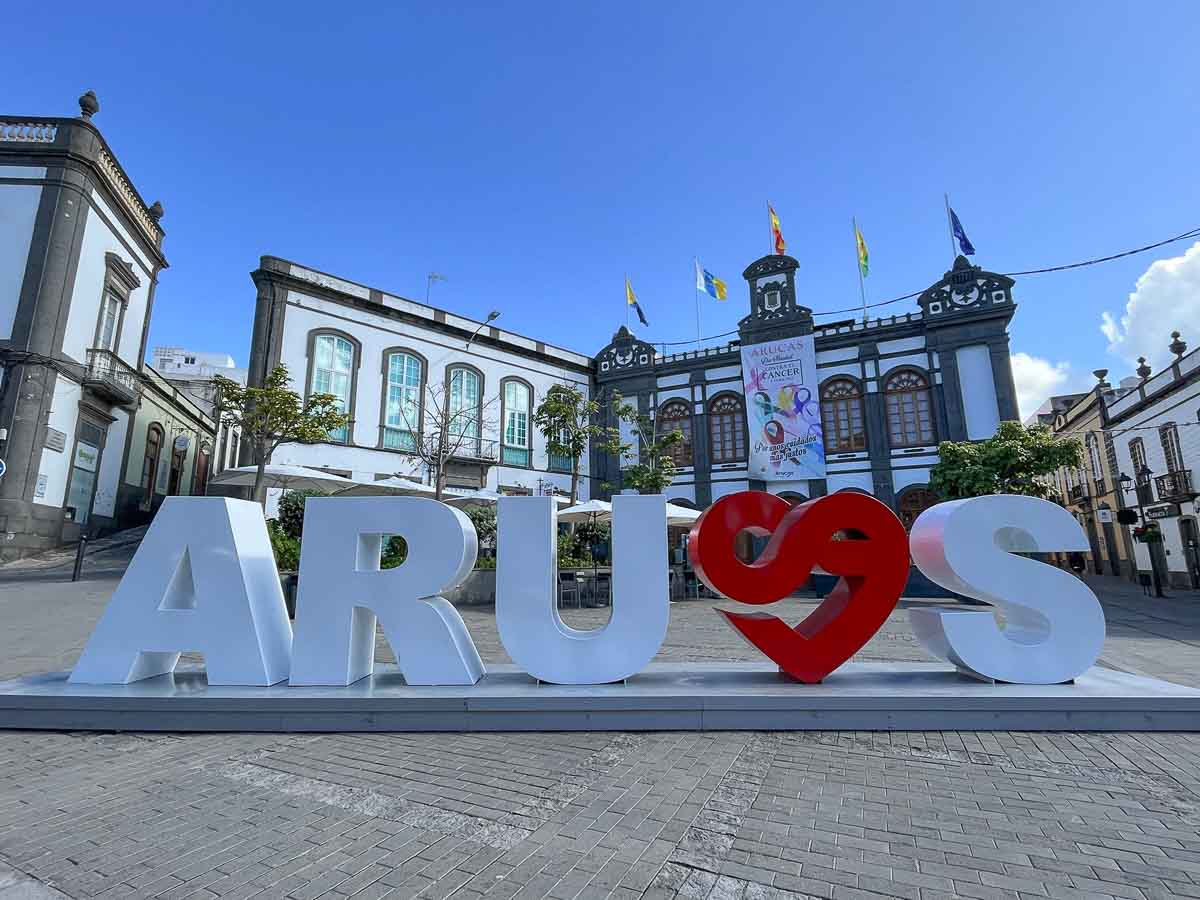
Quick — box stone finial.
[1169,330,1187,359]
[1093,368,1108,382]
[78,90,99,120]
[1136,356,1152,380]
[148,201,164,221]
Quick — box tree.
[929,420,1083,500]
[392,380,499,500]
[213,365,351,505]
[599,391,683,495]
[532,384,601,504]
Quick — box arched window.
[139,423,163,512]
[310,332,356,443]
[447,365,482,452]
[820,378,866,452]
[884,369,934,448]
[658,400,692,467]
[501,378,532,467]
[708,394,746,463]
[383,350,423,452]
[898,487,938,530]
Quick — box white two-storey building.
[244,256,593,506]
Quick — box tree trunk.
[569,465,579,505]
[253,440,269,507]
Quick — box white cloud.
[1101,240,1200,371]
[1011,351,1073,421]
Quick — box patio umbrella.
[209,464,359,493]
[556,499,613,524]
[665,503,702,527]
[333,477,439,498]
[447,490,572,509]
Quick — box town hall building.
[591,252,1019,525]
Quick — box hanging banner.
[741,335,825,481]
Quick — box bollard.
[72,535,88,582]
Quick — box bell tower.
[737,254,813,345]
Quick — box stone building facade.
[0,92,168,558]
[590,253,1020,522]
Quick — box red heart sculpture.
[687,491,910,683]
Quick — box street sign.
[1097,509,1113,524]
[0,458,6,479]
[1148,504,1180,520]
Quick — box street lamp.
[426,272,446,304]
[1119,468,1165,597]
[465,310,500,349]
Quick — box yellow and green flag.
[855,224,869,277]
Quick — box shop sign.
[69,492,1107,691]
[1148,504,1180,520]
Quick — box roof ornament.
[1169,331,1187,359]
[148,201,164,221]
[1136,357,1152,380]
[78,90,99,120]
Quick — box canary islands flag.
[625,277,648,326]
[855,224,869,277]
[694,258,728,301]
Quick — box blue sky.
[5,2,1199,416]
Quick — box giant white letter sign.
[496,495,668,684]
[908,494,1106,684]
[70,497,293,685]
[288,497,485,686]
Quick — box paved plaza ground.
[2,556,1200,900]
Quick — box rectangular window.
[97,291,121,351]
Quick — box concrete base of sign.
[1,663,1198,732]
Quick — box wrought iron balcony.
[1154,469,1194,503]
[1068,483,1088,503]
[449,438,499,464]
[83,349,139,407]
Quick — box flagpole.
[853,217,868,324]
[767,201,774,255]
[693,258,703,350]
[943,193,957,263]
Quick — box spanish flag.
[626,277,648,326]
[769,204,786,255]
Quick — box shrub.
[277,489,322,540]
[266,519,300,572]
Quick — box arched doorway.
[897,487,938,530]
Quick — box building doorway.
[64,419,107,528]
[1180,517,1200,589]
[167,440,187,496]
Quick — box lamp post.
[466,310,500,349]
[1120,468,1165,597]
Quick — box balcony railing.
[83,349,139,407]
[449,438,499,464]
[1068,483,1087,503]
[1154,469,1194,503]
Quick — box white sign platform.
[1,663,1198,732]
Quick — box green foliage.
[929,421,1083,500]
[532,385,602,503]
[214,365,352,501]
[557,530,593,568]
[381,536,408,569]
[599,390,682,495]
[266,519,300,572]
[463,505,497,549]
[276,489,322,540]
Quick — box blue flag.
[949,208,976,256]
